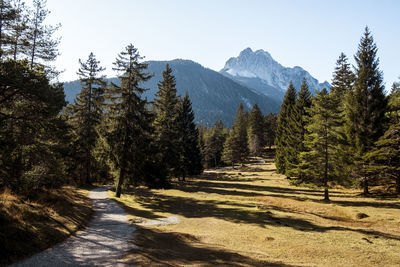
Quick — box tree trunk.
[363,179,369,195]
[86,154,91,185]
[115,167,125,198]
[324,187,330,202]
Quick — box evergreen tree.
[0,60,67,192]
[365,123,400,194]
[299,89,344,201]
[153,64,181,178]
[264,113,277,149]
[331,53,354,181]
[388,78,400,124]
[248,104,265,156]
[68,53,106,185]
[222,103,249,165]
[203,120,226,168]
[0,0,15,58]
[176,93,203,180]
[106,44,155,197]
[286,78,312,178]
[345,27,388,194]
[275,81,296,174]
[6,0,28,60]
[25,0,60,68]
[365,80,400,194]
[331,53,354,98]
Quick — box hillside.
[63,59,280,126]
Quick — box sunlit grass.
[111,159,400,266]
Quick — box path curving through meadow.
[14,186,136,267]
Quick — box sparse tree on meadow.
[345,27,387,194]
[299,89,345,201]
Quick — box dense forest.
[1,0,399,201]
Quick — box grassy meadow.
[111,154,400,266]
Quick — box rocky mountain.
[63,59,280,126]
[220,48,330,101]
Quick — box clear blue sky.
[45,0,400,89]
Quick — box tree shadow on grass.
[118,188,400,242]
[183,173,400,209]
[123,226,292,267]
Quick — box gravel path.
[13,186,136,267]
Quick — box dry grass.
[0,186,92,266]
[111,157,400,266]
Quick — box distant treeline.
[198,106,277,169]
[275,27,400,200]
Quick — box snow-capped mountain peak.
[220,48,330,101]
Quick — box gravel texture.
[13,186,136,267]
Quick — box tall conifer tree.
[203,121,226,168]
[7,0,28,60]
[106,44,154,197]
[299,89,344,201]
[25,0,60,68]
[331,53,354,180]
[345,27,388,194]
[222,103,249,165]
[0,0,15,58]
[286,78,312,178]
[176,93,203,179]
[153,64,180,178]
[275,81,296,174]
[248,104,265,156]
[264,113,277,149]
[68,53,105,185]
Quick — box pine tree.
[299,89,344,201]
[106,44,154,197]
[365,123,400,195]
[248,104,265,156]
[203,121,226,168]
[6,0,28,60]
[330,53,355,181]
[286,78,312,178]
[68,53,106,185]
[0,60,67,192]
[153,64,181,178]
[264,113,277,149]
[176,93,203,180]
[25,0,60,68]
[345,27,388,194]
[0,0,15,58]
[222,103,249,165]
[365,80,400,194]
[275,81,296,174]
[331,53,354,98]
[388,78,400,124]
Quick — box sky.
[44,0,400,89]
